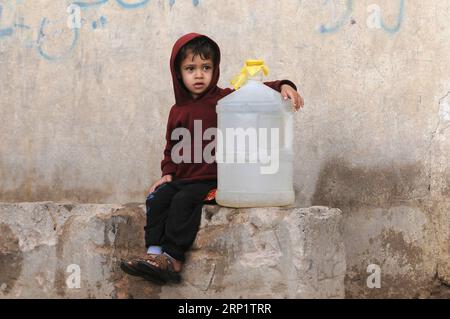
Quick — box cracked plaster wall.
[0,0,449,298]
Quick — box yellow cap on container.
[231,59,269,90]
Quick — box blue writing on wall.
[380,0,405,34]
[0,4,14,37]
[1,0,405,62]
[319,0,405,35]
[37,17,80,61]
[320,0,353,34]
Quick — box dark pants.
[144,179,217,262]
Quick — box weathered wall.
[1,0,449,298]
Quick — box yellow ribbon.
[231,59,270,90]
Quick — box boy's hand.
[281,84,304,112]
[148,174,173,194]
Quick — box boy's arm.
[160,107,178,178]
[263,79,297,92]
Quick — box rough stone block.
[0,202,345,299]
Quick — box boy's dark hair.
[175,36,218,77]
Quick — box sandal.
[137,254,182,284]
[120,254,160,278]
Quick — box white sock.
[147,245,162,255]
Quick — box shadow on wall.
[311,158,429,209]
[310,158,444,298]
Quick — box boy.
[120,33,303,284]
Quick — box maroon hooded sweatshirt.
[161,33,297,182]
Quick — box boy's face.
[179,50,214,99]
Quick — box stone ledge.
[0,202,345,299]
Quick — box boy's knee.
[145,193,155,205]
[146,192,163,209]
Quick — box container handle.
[282,100,293,150]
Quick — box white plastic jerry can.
[215,59,295,207]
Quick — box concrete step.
[0,202,345,299]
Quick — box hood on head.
[169,33,221,106]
